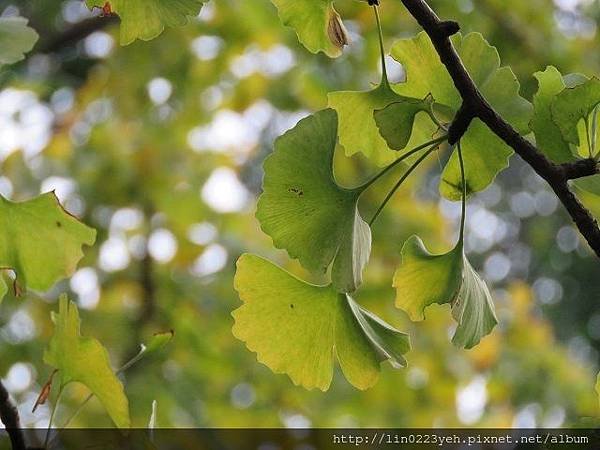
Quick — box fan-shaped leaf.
[390,32,532,200]
[256,109,371,293]
[0,193,96,300]
[393,236,497,349]
[0,17,38,66]
[374,95,434,151]
[44,296,130,428]
[328,83,410,166]
[531,66,574,163]
[552,76,600,146]
[270,0,348,58]
[86,0,206,45]
[232,254,410,391]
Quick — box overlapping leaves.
[386,32,532,200]
[0,17,38,66]
[328,81,429,167]
[257,109,370,293]
[44,296,130,428]
[531,66,600,194]
[393,236,497,349]
[270,0,349,58]
[86,0,206,45]
[0,193,96,301]
[232,254,409,391]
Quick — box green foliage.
[532,66,574,163]
[390,32,532,200]
[0,193,96,301]
[0,17,38,65]
[374,95,434,151]
[328,82,408,166]
[552,77,600,149]
[394,236,497,349]
[256,109,370,293]
[232,254,409,391]
[531,67,600,194]
[270,0,348,58]
[1,0,599,428]
[44,296,130,428]
[86,0,206,45]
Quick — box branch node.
[438,20,460,37]
[448,103,475,145]
[561,158,599,180]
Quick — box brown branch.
[37,15,117,54]
[0,381,26,450]
[399,0,600,258]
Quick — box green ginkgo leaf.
[0,17,38,66]
[86,0,206,45]
[0,193,96,300]
[390,32,532,200]
[256,109,371,293]
[232,254,410,391]
[374,95,435,151]
[531,66,574,163]
[393,236,497,349]
[552,76,600,147]
[44,296,130,428]
[328,82,411,167]
[270,0,348,58]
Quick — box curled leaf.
[32,370,57,413]
[327,8,349,50]
[271,0,348,58]
[257,109,371,293]
[394,236,497,349]
[233,254,410,391]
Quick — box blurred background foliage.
[0,0,599,429]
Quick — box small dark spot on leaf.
[56,221,62,228]
[288,187,304,197]
[290,304,294,309]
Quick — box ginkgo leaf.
[393,236,497,349]
[44,296,130,428]
[0,17,38,66]
[451,258,497,349]
[531,66,575,163]
[374,95,434,151]
[232,254,410,391]
[552,76,600,146]
[256,109,371,293]
[122,330,175,370]
[86,0,206,45]
[390,32,532,200]
[328,82,411,166]
[270,0,348,58]
[0,193,96,298]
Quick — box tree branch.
[0,380,26,450]
[399,0,600,258]
[37,15,117,54]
